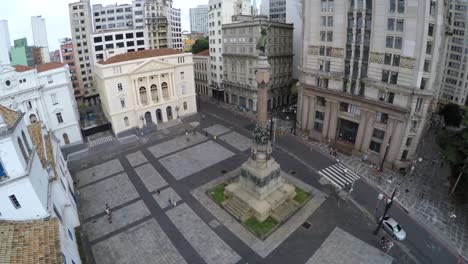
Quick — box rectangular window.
[53,204,62,223]
[405,137,412,147]
[387,92,395,104]
[315,111,325,121]
[120,98,125,108]
[423,60,430,72]
[392,55,400,66]
[428,23,434,37]
[420,78,427,90]
[384,53,392,65]
[117,83,122,91]
[51,94,58,105]
[396,19,404,32]
[394,37,402,49]
[56,113,64,124]
[9,195,21,209]
[389,0,396,13]
[320,31,326,41]
[386,36,394,48]
[390,72,398,84]
[398,0,405,13]
[321,16,327,26]
[327,16,334,27]
[180,72,184,80]
[314,122,323,132]
[387,18,395,31]
[369,141,382,153]
[426,41,432,54]
[372,129,385,140]
[401,150,408,160]
[327,31,333,42]
[382,70,390,82]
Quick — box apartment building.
[222,16,294,110]
[91,29,147,60]
[298,0,445,170]
[194,49,211,97]
[440,0,468,106]
[208,0,251,101]
[31,16,50,63]
[69,0,98,104]
[145,0,182,50]
[190,5,209,36]
[0,20,10,65]
[60,38,81,99]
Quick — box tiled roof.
[36,62,64,73]
[27,123,45,167]
[13,65,34,72]
[0,219,62,264]
[194,49,209,56]
[45,132,57,179]
[98,48,183,65]
[0,104,21,129]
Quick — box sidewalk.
[204,98,468,260]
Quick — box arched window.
[150,85,158,102]
[124,117,129,127]
[29,114,37,123]
[21,131,31,153]
[166,106,173,120]
[161,82,169,99]
[63,133,70,145]
[183,102,187,110]
[139,87,148,105]
[17,137,29,163]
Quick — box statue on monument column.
[256,23,271,54]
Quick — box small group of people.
[380,236,394,253]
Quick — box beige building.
[298,0,445,170]
[194,49,211,97]
[222,16,294,111]
[94,49,197,135]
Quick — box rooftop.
[194,49,210,57]
[0,104,21,130]
[98,48,183,65]
[0,219,62,264]
[13,62,65,73]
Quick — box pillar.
[322,100,331,138]
[386,119,405,163]
[297,89,304,130]
[354,110,368,151]
[360,111,376,152]
[157,74,163,101]
[327,100,339,140]
[306,95,316,133]
[301,95,310,132]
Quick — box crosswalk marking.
[88,135,115,148]
[319,163,360,189]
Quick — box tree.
[440,103,463,127]
[437,112,468,203]
[191,37,209,54]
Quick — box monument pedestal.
[224,143,296,222]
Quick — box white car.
[381,216,406,241]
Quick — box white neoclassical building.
[94,48,197,135]
[0,63,83,146]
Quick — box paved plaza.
[72,119,412,264]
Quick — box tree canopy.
[440,103,463,127]
[192,37,209,54]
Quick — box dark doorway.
[337,118,359,144]
[156,109,163,123]
[166,106,173,120]
[145,111,152,125]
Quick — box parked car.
[381,216,406,241]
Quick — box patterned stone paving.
[147,132,207,158]
[203,124,231,136]
[76,159,124,187]
[133,163,168,192]
[219,131,252,151]
[153,187,182,209]
[125,151,148,167]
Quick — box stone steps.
[271,199,299,222]
[224,198,250,222]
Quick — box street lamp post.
[374,188,397,235]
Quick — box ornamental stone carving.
[331,48,344,58]
[240,167,281,188]
[400,56,415,69]
[308,46,319,55]
[369,52,384,64]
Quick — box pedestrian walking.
[168,197,172,207]
[105,203,112,224]
[156,189,160,195]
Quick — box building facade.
[92,3,135,32]
[60,38,82,100]
[94,49,197,135]
[298,0,446,170]
[31,16,50,63]
[0,20,11,65]
[439,0,468,106]
[0,105,81,263]
[0,63,83,146]
[223,16,294,111]
[190,5,209,36]
[208,0,251,100]
[10,38,35,67]
[194,49,211,97]
[144,0,182,50]
[91,28,147,60]
[69,0,98,104]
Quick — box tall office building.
[31,16,50,63]
[268,0,302,79]
[260,0,269,17]
[10,38,35,67]
[0,20,11,65]
[298,0,445,170]
[190,5,208,36]
[69,0,98,104]
[208,0,251,100]
[439,0,468,106]
[145,0,182,50]
[60,38,82,100]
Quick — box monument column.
[255,60,270,129]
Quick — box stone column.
[360,111,376,152]
[297,88,303,130]
[157,75,163,102]
[133,79,140,106]
[255,55,270,129]
[301,96,310,132]
[322,100,331,138]
[327,100,339,140]
[385,119,405,164]
[306,95,316,133]
[354,110,368,151]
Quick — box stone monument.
[223,27,296,222]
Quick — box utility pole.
[374,188,397,235]
[450,159,467,197]
[379,136,391,171]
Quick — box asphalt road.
[201,99,465,264]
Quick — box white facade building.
[0,63,83,146]
[439,0,468,106]
[91,29,147,60]
[31,16,51,63]
[208,0,251,100]
[0,105,81,263]
[94,49,197,135]
[190,5,209,36]
[92,3,134,32]
[0,20,11,65]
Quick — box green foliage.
[243,217,278,237]
[293,187,310,204]
[253,126,270,145]
[191,37,209,54]
[208,184,226,204]
[440,103,463,127]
